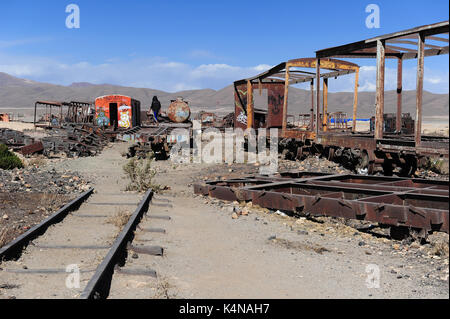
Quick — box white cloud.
[253,64,272,72]
[325,64,449,94]
[425,77,443,84]
[0,53,447,93]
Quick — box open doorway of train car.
[109,103,118,128]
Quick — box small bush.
[0,144,9,156]
[123,155,163,192]
[425,157,448,174]
[0,144,23,170]
[107,209,132,231]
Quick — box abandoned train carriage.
[95,95,141,129]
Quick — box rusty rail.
[80,189,153,299]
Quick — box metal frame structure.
[34,100,94,127]
[232,22,449,175]
[194,172,449,237]
[66,101,94,123]
[34,100,69,127]
[316,20,449,148]
[233,57,360,137]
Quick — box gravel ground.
[0,160,91,250]
[147,154,449,298]
[1,143,448,298]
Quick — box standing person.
[151,96,161,123]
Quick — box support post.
[282,66,290,132]
[352,68,359,132]
[310,79,314,131]
[316,59,321,134]
[246,80,253,129]
[396,58,403,133]
[323,78,328,132]
[33,102,37,126]
[415,33,425,147]
[375,39,385,140]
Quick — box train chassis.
[278,138,424,177]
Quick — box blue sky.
[0,0,448,92]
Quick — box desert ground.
[1,141,448,299]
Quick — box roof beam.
[385,44,418,53]
[387,39,447,50]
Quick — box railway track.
[0,187,173,299]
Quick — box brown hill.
[0,72,448,119]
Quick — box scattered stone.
[275,210,287,217]
[0,167,89,195]
[240,207,249,216]
[231,212,239,219]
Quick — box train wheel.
[327,147,335,161]
[368,162,375,175]
[400,157,418,177]
[296,147,303,160]
[382,161,393,176]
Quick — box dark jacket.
[151,96,161,113]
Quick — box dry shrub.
[123,156,163,192]
[425,158,448,174]
[107,209,132,230]
[0,228,14,248]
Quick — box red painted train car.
[95,95,141,129]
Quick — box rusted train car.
[95,95,141,129]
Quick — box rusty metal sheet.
[19,141,44,155]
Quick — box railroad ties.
[0,189,173,299]
[193,171,449,240]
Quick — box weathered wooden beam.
[310,79,314,131]
[352,68,359,133]
[282,67,290,132]
[401,46,449,59]
[247,80,253,129]
[375,39,386,140]
[396,58,403,132]
[415,33,425,147]
[323,78,328,132]
[385,45,418,53]
[316,59,321,134]
[388,39,446,50]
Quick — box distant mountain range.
[0,72,448,119]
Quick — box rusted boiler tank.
[167,97,190,123]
